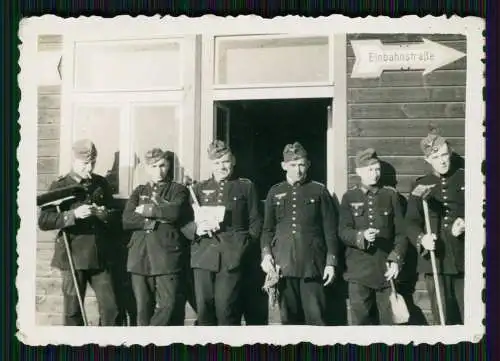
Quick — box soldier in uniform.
[191,140,262,325]
[260,142,338,325]
[38,139,119,326]
[339,148,407,325]
[122,148,193,326]
[406,129,465,325]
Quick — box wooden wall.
[346,33,467,324]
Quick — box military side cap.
[144,148,166,165]
[207,140,231,160]
[355,148,379,168]
[283,142,308,162]
[420,123,447,157]
[72,139,97,161]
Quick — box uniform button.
[444,217,449,220]
[218,200,222,203]
[368,202,373,205]
[444,203,449,206]
[292,230,296,234]
[292,224,296,227]
[204,199,209,202]
[293,204,296,208]
[369,215,373,219]
[370,223,374,226]
[293,198,296,201]
[292,192,296,195]
[292,211,296,215]
[443,196,448,200]
[444,224,448,228]
[292,217,296,221]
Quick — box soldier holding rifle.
[38,139,119,326]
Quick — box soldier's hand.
[135,204,145,215]
[74,204,95,219]
[364,228,379,243]
[323,265,335,286]
[260,254,275,274]
[93,204,109,221]
[384,262,399,281]
[451,217,465,237]
[421,233,437,251]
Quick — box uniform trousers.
[425,273,464,325]
[61,269,119,326]
[348,282,393,325]
[278,277,327,325]
[131,273,186,326]
[193,268,242,325]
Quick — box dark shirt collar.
[286,176,308,187]
[360,183,380,194]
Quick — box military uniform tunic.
[339,185,407,290]
[406,167,465,274]
[123,181,193,276]
[261,179,338,278]
[191,176,262,272]
[38,172,119,326]
[406,166,465,325]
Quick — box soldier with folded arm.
[122,148,193,326]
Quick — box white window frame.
[213,34,335,89]
[60,32,199,198]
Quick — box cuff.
[326,253,337,267]
[387,251,404,267]
[262,246,273,258]
[62,210,76,228]
[356,230,366,250]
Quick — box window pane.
[74,40,182,91]
[72,105,121,194]
[215,36,330,85]
[131,104,180,187]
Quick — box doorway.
[214,98,331,200]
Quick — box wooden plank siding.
[346,33,466,325]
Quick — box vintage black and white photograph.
[17,15,484,345]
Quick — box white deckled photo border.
[17,14,485,346]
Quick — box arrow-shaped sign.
[350,38,466,78]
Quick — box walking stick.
[422,199,446,326]
[37,185,89,326]
[56,203,89,326]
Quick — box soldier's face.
[282,158,310,183]
[146,158,169,183]
[72,159,95,178]
[211,153,235,181]
[356,162,381,186]
[425,143,451,175]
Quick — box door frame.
[200,34,348,197]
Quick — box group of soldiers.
[38,128,465,327]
